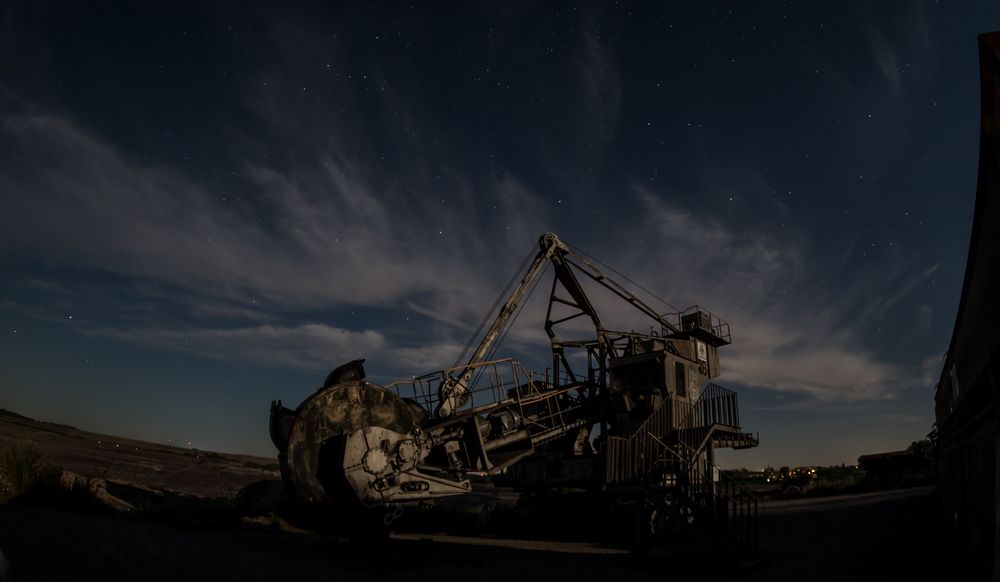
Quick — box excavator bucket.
[270,360,427,509]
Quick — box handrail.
[386,357,539,412]
[604,385,758,554]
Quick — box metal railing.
[386,358,592,448]
[675,383,742,458]
[603,385,758,554]
[699,383,741,428]
[677,448,758,553]
[604,399,684,483]
[385,358,540,413]
[672,384,757,553]
[663,305,732,344]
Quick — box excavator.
[269,232,759,551]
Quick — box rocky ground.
[0,410,966,581]
[0,409,279,499]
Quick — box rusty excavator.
[269,232,759,552]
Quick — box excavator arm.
[435,232,567,417]
[435,231,680,417]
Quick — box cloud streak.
[0,102,551,379]
[0,110,534,318]
[599,190,912,402]
[0,4,943,407]
[87,324,385,371]
[0,109,931,402]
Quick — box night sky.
[2,2,996,468]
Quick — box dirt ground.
[0,486,958,582]
[0,410,279,498]
[0,410,965,581]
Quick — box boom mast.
[435,232,566,416]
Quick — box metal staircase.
[604,383,759,555]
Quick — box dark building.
[857,440,933,489]
[934,31,1000,580]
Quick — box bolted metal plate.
[363,447,389,474]
[284,380,425,506]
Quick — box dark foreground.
[0,410,278,498]
[0,485,960,582]
[0,411,964,581]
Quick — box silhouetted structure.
[934,31,1000,581]
[857,440,933,488]
[270,233,759,555]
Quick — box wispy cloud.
[0,2,944,407]
[575,31,622,141]
[920,354,943,388]
[871,263,940,318]
[0,111,529,318]
[861,2,936,97]
[388,343,467,378]
[0,102,553,375]
[82,319,466,380]
[0,107,937,403]
[186,302,277,322]
[600,190,913,402]
[86,324,385,370]
[869,27,903,94]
